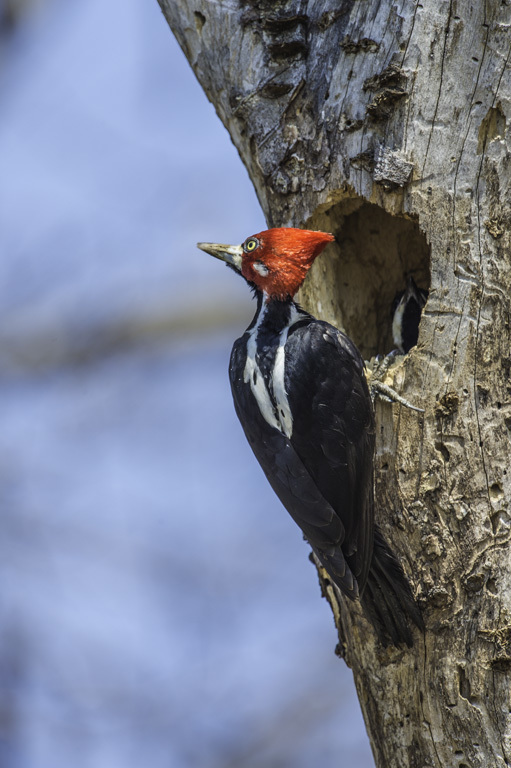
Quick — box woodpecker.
[392,276,428,354]
[198,228,422,646]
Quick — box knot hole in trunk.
[306,197,431,359]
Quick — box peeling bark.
[158,1,511,765]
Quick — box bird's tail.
[361,527,424,647]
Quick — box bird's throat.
[243,296,307,439]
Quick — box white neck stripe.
[243,302,303,437]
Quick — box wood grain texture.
[158,1,511,765]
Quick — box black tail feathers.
[361,528,424,647]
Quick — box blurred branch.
[1,0,44,38]
[0,300,247,374]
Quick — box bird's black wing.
[229,329,372,598]
[283,321,375,594]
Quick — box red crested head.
[197,227,334,300]
[238,228,334,299]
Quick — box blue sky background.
[0,1,373,765]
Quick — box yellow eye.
[243,237,259,253]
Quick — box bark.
[158,1,511,765]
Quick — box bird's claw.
[371,380,424,413]
[368,349,402,381]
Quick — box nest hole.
[306,197,430,359]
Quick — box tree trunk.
[158,1,511,765]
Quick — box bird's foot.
[370,380,424,413]
[369,349,401,381]
[366,350,424,413]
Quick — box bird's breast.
[241,303,305,439]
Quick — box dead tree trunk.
[158,1,511,765]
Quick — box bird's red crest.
[240,228,335,300]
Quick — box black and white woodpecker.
[392,276,428,354]
[198,228,422,646]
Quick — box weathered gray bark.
[158,1,511,765]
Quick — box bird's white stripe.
[272,304,302,438]
[243,302,281,432]
[244,301,303,438]
[392,298,406,352]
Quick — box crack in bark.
[420,635,442,768]
[421,0,454,178]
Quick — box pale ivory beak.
[196,242,243,271]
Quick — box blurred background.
[0,0,373,765]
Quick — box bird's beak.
[197,242,243,271]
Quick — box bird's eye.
[243,237,259,253]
